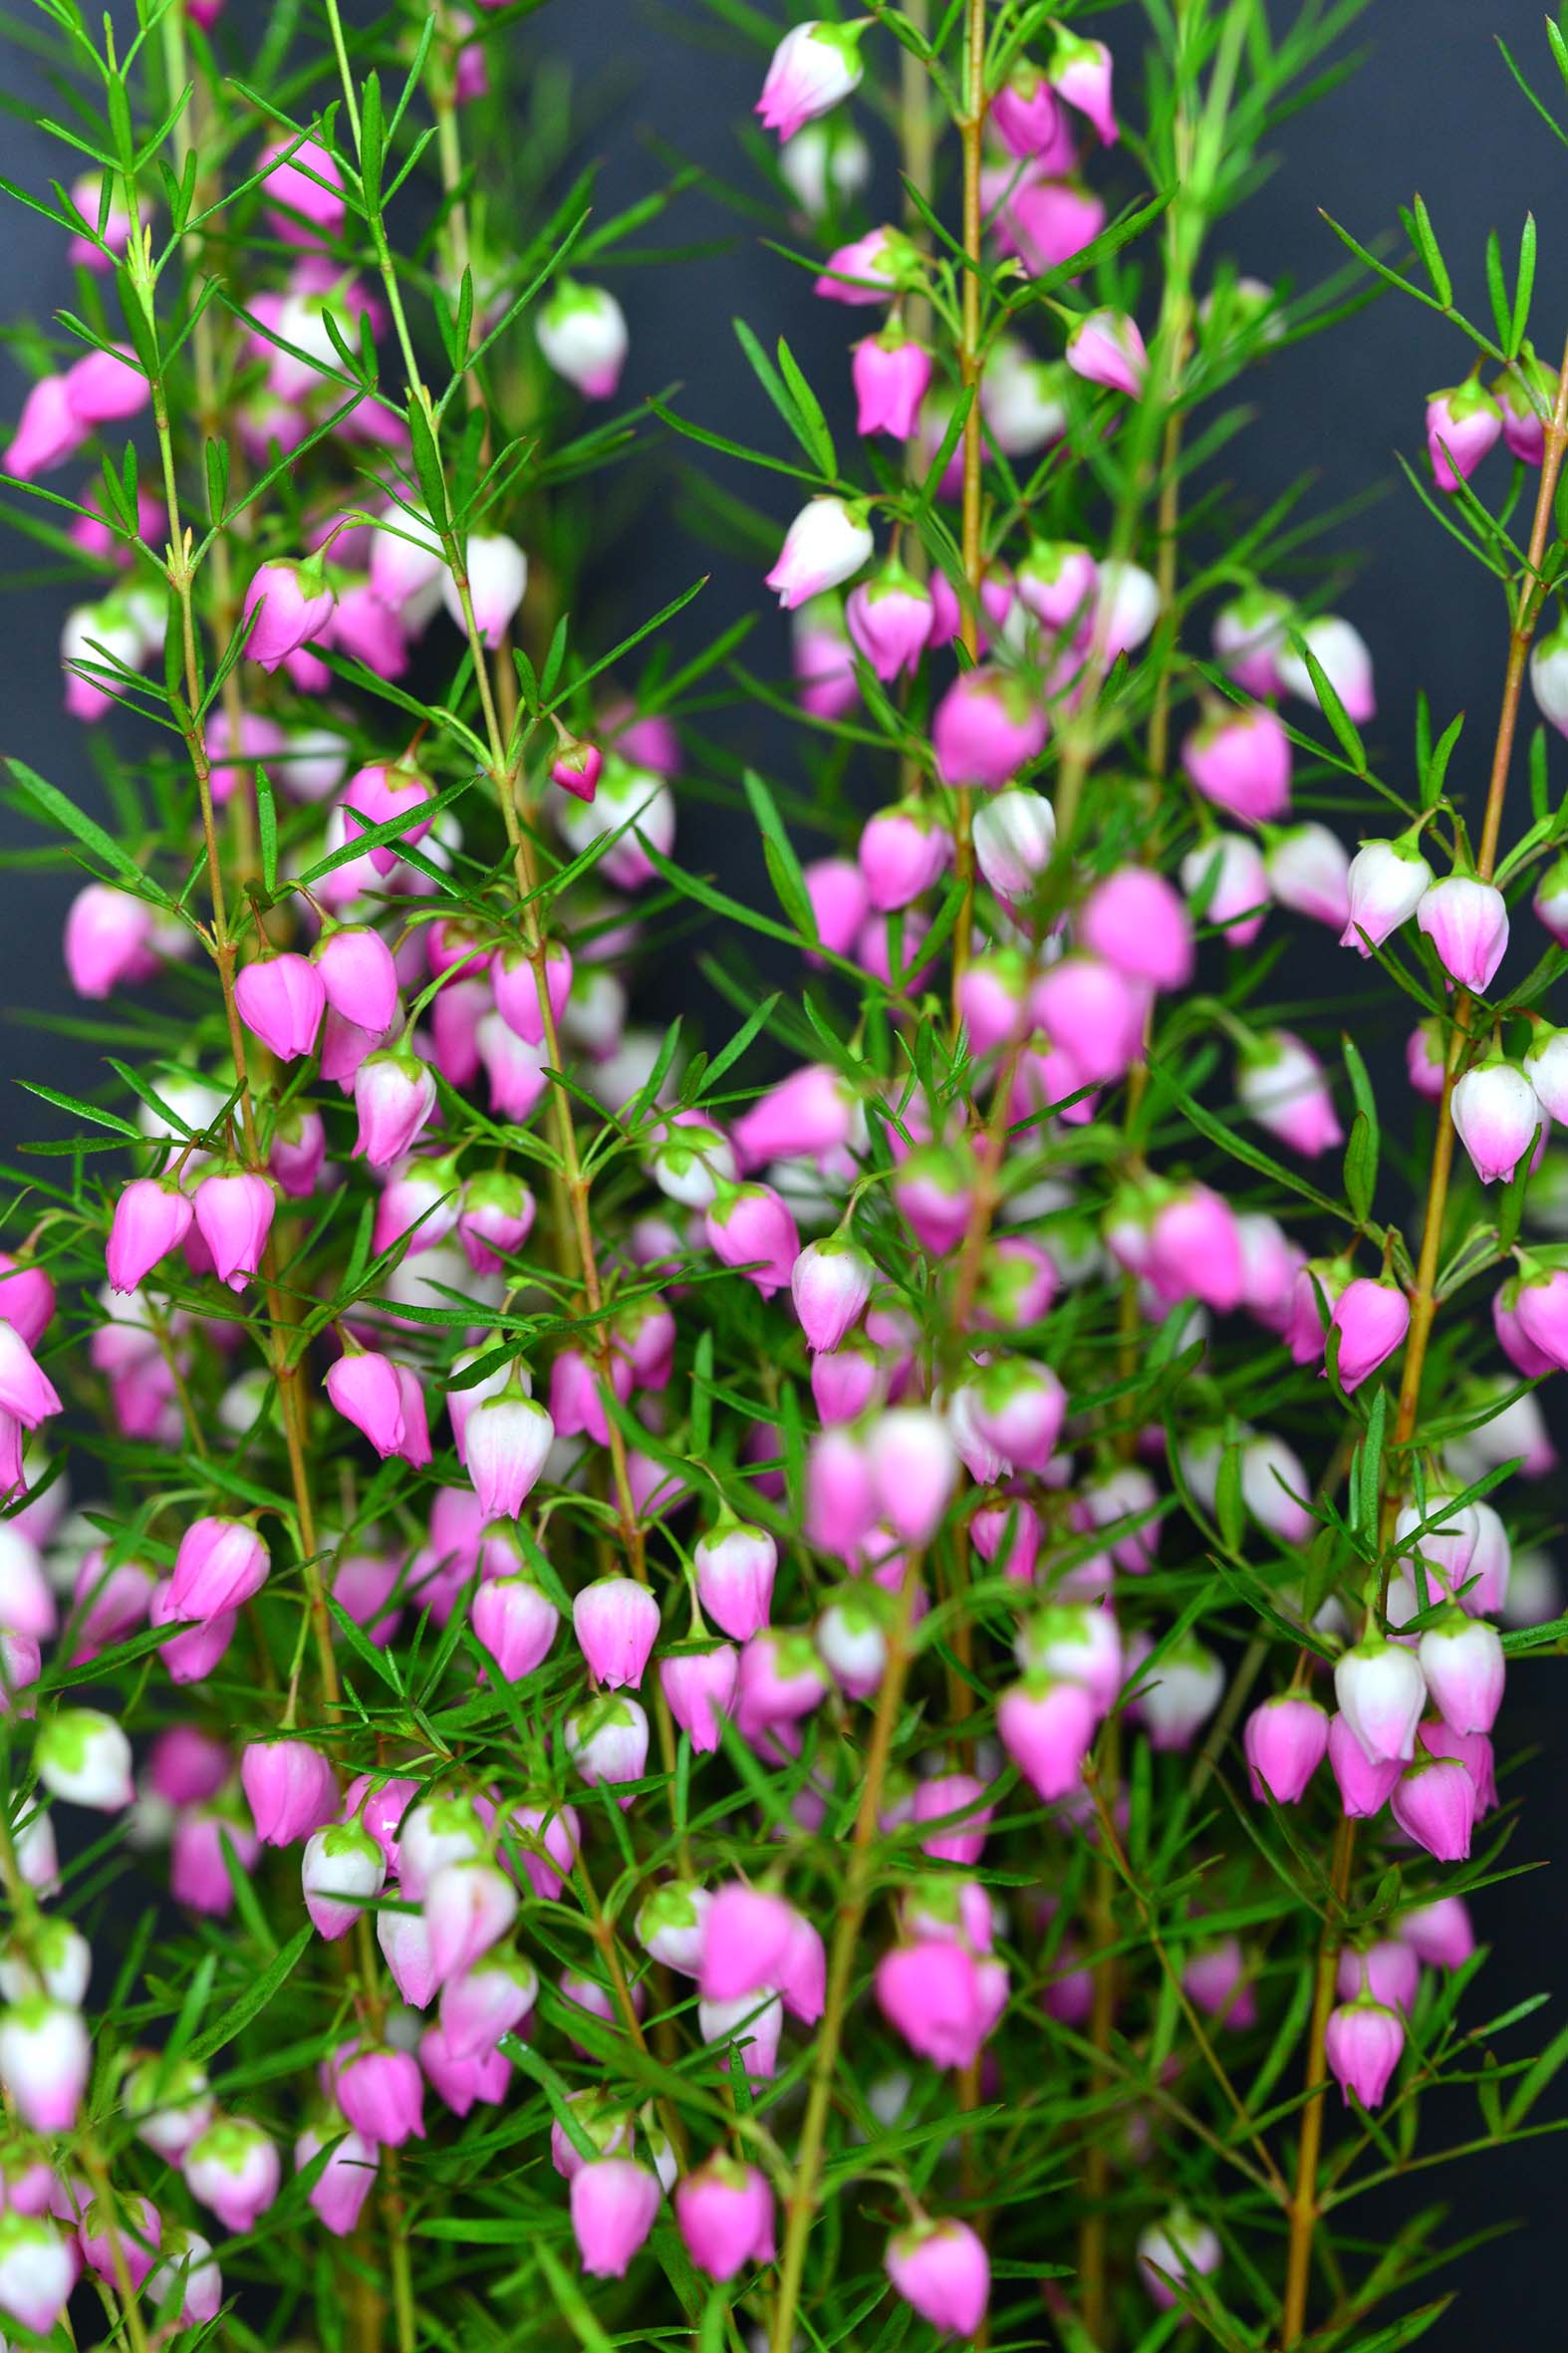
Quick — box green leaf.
[1410,193,1452,306]
[256,765,279,898]
[326,1594,405,1694]
[2,757,153,887]
[1510,213,1537,356]
[1293,635,1366,771]
[187,1926,314,2065]
[775,335,837,477]
[405,394,451,532]
[742,769,818,941]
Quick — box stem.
[1280,1818,1356,2346]
[948,0,987,1030]
[770,1557,922,2353]
[1392,328,1568,1451]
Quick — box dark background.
[3,0,1566,2336]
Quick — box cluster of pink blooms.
[2,6,1565,2346]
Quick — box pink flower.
[1391,1755,1475,1861]
[241,560,335,670]
[4,375,85,477]
[353,1049,437,1167]
[1243,1696,1329,1803]
[572,1576,660,1690]
[845,564,933,679]
[998,1676,1097,1799]
[1327,1277,1411,1392]
[755,21,866,141]
[764,496,874,610]
[333,2044,425,2148]
[1426,380,1502,492]
[168,1516,270,1620]
[932,666,1048,789]
[1049,24,1118,143]
[183,2118,282,2231]
[241,1739,338,1845]
[886,2219,991,2337]
[1325,1997,1404,2109]
[1417,873,1509,991]
[1277,614,1376,722]
[705,1182,800,1296]
[464,1390,555,1519]
[1180,702,1292,825]
[235,953,326,1060]
[1066,308,1147,394]
[1450,1060,1541,1184]
[657,1647,740,1752]
[192,1169,275,1291]
[297,2127,379,2237]
[674,2157,774,2281]
[106,1178,192,1293]
[876,1939,1008,2068]
[852,332,931,437]
[570,2158,660,2278]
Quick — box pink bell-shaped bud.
[1450,1058,1542,1184]
[756,18,866,140]
[1277,614,1376,721]
[1426,377,1503,492]
[571,2156,660,2278]
[314,923,399,1034]
[1242,1694,1329,1803]
[302,1819,387,1940]
[353,1047,437,1167]
[106,1177,192,1293]
[1390,1753,1476,1862]
[886,2218,990,2337]
[1180,701,1292,826]
[1334,1636,1427,1765]
[1325,1996,1405,2109]
[852,328,932,439]
[704,1182,800,1297]
[240,1738,338,1846]
[1341,836,1435,953]
[192,1167,275,1291]
[296,2125,379,2237]
[573,1575,661,1690]
[1417,872,1509,991]
[332,2043,425,2148]
[183,2115,283,2231]
[932,664,1048,790]
[1418,1608,1504,1735]
[1066,307,1146,394]
[765,495,874,609]
[658,1645,740,1752]
[234,952,326,1060]
[1328,1277,1411,1392]
[876,1939,1008,2070]
[168,1515,270,1619]
[693,1523,776,1641]
[464,1388,555,1519]
[242,558,334,670]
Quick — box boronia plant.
[2,0,1568,2344]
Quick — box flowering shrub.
[2,0,1568,2347]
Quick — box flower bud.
[573,1576,661,1691]
[1265,822,1352,926]
[852,327,931,439]
[674,2153,775,2280]
[1243,1694,1330,1803]
[1419,1608,1504,1734]
[0,2211,75,2337]
[168,1515,269,1619]
[1450,1058,1541,1184]
[107,1177,193,1293]
[705,1182,800,1297]
[1327,1276,1411,1392]
[1334,1636,1427,1764]
[464,1389,555,1520]
[1341,836,1435,954]
[1425,378,1503,491]
[333,2043,425,2147]
[765,496,873,610]
[1138,2210,1222,2310]
[1325,1996,1404,2108]
[1391,1753,1475,1861]
[36,1705,132,1809]
[932,665,1048,790]
[303,1820,387,1940]
[565,1694,650,1789]
[1066,307,1147,394]
[242,558,334,670]
[571,2156,660,2277]
[693,1523,777,1641]
[755,19,866,140]
[886,2218,990,2337]
[1180,701,1292,825]
[1417,873,1509,991]
[0,1996,90,2130]
[537,280,628,399]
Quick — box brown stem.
[769,1557,922,2353]
[1280,1818,1356,2345]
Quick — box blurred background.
[2,0,1566,2337]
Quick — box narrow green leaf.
[187,1926,314,2065]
